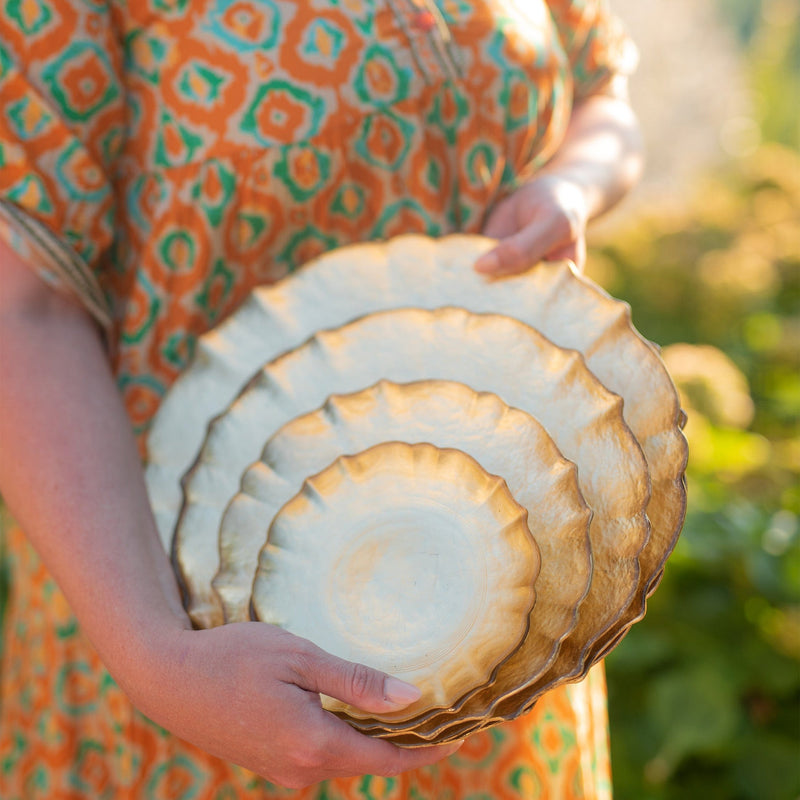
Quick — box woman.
[0,1,643,796]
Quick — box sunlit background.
[596,1,799,797]
[0,1,797,797]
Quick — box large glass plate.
[146,236,686,654]
[174,308,649,731]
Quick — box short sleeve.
[547,0,638,101]
[0,3,126,329]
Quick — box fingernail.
[383,676,422,706]
[444,739,466,751]
[474,251,500,274]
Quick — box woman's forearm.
[0,243,190,674]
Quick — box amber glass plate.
[217,379,590,711]
[251,442,539,724]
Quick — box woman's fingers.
[476,175,588,276]
[475,210,574,276]
[482,195,518,239]
[248,687,462,788]
[548,239,585,270]
[277,637,465,785]
[289,637,422,713]
[144,619,462,788]
[313,712,464,782]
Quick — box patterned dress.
[0,1,635,797]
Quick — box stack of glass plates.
[145,235,688,744]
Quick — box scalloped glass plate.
[146,235,686,652]
[251,442,539,724]
[217,379,591,724]
[174,307,649,731]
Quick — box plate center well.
[328,505,486,673]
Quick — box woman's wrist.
[83,556,192,679]
[541,93,644,221]
[529,167,596,224]
[475,91,643,276]
[475,172,591,274]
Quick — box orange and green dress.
[0,1,636,797]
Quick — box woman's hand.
[474,92,644,278]
[118,620,463,789]
[475,174,589,276]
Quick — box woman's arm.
[0,241,461,789]
[474,91,644,275]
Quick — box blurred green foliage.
[720,0,800,147]
[595,4,800,794]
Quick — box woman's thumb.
[294,643,422,713]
